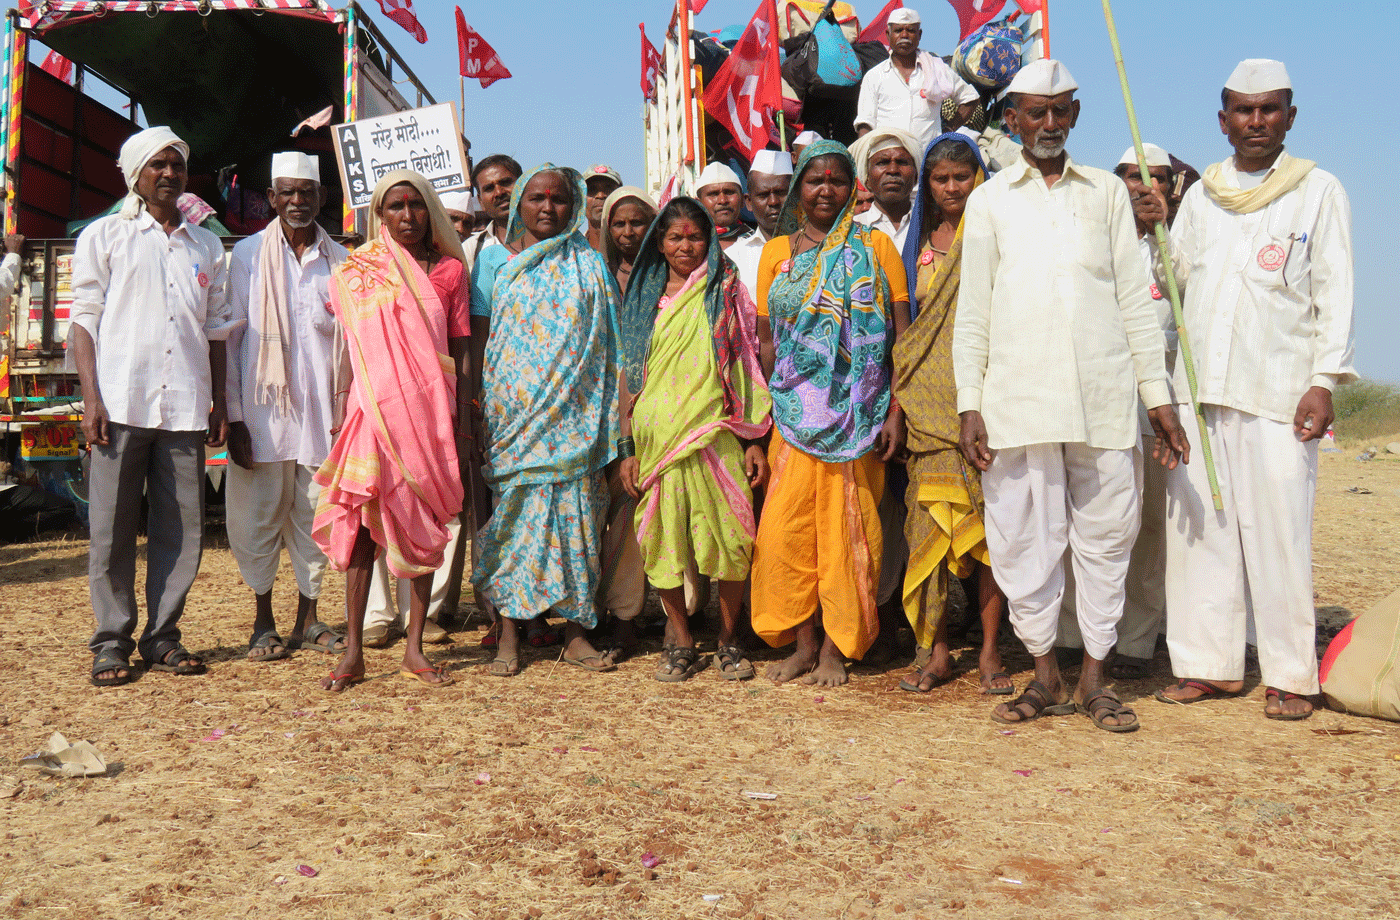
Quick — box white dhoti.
[983,443,1141,660]
[365,512,467,628]
[225,460,327,598]
[1165,405,1319,695]
[1057,436,1167,659]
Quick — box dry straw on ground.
[2,450,1398,919]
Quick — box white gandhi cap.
[271,151,320,183]
[1005,59,1078,96]
[696,161,743,191]
[439,191,473,213]
[1117,143,1171,169]
[749,149,793,177]
[794,130,822,146]
[1224,59,1291,95]
[888,8,920,25]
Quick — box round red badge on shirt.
[197,272,209,287]
[1149,282,1163,300]
[919,88,928,99]
[779,259,792,274]
[1257,243,1286,271]
[919,249,935,266]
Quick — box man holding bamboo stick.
[1139,60,1356,721]
[953,59,1190,732]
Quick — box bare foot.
[801,643,848,688]
[766,646,818,684]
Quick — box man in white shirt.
[224,152,347,663]
[1141,60,1355,721]
[1058,143,1179,679]
[850,127,921,250]
[725,149,791,298]
[953,61,1188,731]
[695,162,750,251]
[855,8,974,153]
[71,126,240,686]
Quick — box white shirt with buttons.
[70,210,241,432]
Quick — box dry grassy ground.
[2,448,1398,920]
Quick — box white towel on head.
[117,126,189,220]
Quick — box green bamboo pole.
[1101,0,1223,511]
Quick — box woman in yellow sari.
[892,133,1011,695]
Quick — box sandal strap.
[667,646,700,668]
[92,650,130,672]
[1083,690,1127,718]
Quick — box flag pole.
[1100,0,1222,510]
[459,75,466,129]
[777,111,787,151]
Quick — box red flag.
[945,0,1007,40]
[689,0,711,13]
[857,0,904,47]
[39,49,73,84]
[375,0,427,45]
[700,0,781,159]
[1014,0,1043,12]
[456,8,513,89]
[640,24,663,101]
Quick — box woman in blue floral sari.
[470,164,621,676]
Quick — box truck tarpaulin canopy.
[21,1,347,167]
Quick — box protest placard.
[332,103,468,210]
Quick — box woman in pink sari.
[313,170,471,691]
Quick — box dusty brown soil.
[2,449,1399,920]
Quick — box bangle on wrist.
[616,436,636,459]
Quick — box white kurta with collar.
[70,210,239,431]
[855,56,972,153]
[726,227,768,301]
[1159,153,1354,697]
[855,204,913,251]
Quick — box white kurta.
[954,153,1171,451]
[69,211,239,431]
[855,205,913,251]
[1159,153,1353,696]
[725,228,767,303]
[855,56,971,153]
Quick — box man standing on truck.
[855,8,975,153]
[224,151,348,663]
[71,126,240,687]
[1140,60,1355,721]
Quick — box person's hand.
[227,421,254,470]
[876,408,906,462]
[81,398,110,448]
[1131,185,1168,229]
[4,233,24,256]
[1293,386,1334,442]
[744,444,769,489]
[958,410,993,471]
[1147,404,1191,468]
[207,401,228,448]
[619,456,642,499]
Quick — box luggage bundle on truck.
[643,0,1047,201]
[0,0,449,517]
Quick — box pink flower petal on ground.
[813,696,825,703]
[296,865,318,877]
[579,745,598,752]
[1012,769,1033,777]
[552,747,568,754]
[641,852,660,869]
[474,772,491,785]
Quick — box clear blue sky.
[380,0,1395,384]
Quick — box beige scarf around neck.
[1201,149,1315,214]
[253,222,325,410]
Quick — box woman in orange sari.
[313,171,471,691]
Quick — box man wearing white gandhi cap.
[70,126,241,686]
[855,7,977,152]
[695,161,749,251]
[1137,59,1355,720]
[952,60,1190,731]
[224,150,350,662]
[726,149,792,299]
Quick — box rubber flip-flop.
[487,656,520,677]
[898,668,951,694]
[563,654,617,673]
[322,671,364,693]
[400,665,454,687]
[1264,687,1314,721]
[1153,678,1239,705]
[980,671,1016,696]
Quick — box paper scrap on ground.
[741,790,777,800]
[19,732,108,778]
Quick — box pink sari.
[312,228,463,578]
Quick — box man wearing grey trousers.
[70,126,241,686]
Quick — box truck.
[0,0,448,513]
[642,0,1047,200]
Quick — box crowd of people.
[69,12,1353,732]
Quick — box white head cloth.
[848,126,921,184]
[1224,59,1291,95]
[888,8,920,25]
[749,149,793,177]
[1117,143,1171,169]
[1006,59,1078,97]
[118,126,189,219]
[439,190,473,214]
[696,161,743,192]
[271,150,319,183]
[794,130,822,146]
